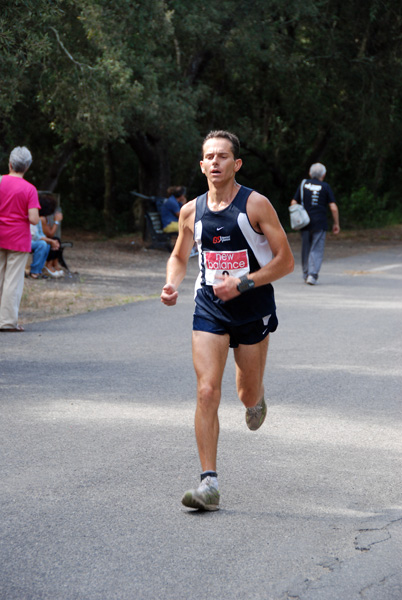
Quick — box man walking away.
[290,163,340,284]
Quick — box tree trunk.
[102,142,116,237]
[39,139,79,191]
[128,133,171,234]
[302,128,331,175]
[373,155,385,195]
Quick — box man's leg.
[234,335,270,430]
[234,335,269,407]
[307,231,326,281]
[301,230,312,280]
[162,221,179,233]
[181,331,229,510]
[192,330,230,471]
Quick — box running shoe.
[181,476,220,511]
[306,275,316,285]
[245,396,267,431]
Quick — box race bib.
[204,249,250,285]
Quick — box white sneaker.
[306,275,316,285]
[181,476,220,511]
[44,266,62,278]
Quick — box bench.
[58,241,73,271]
[145,211,177,251]
[130,191,176,251]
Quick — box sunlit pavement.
[1,246,401,600]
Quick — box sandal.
[28,273,40,279]
[0,324,25,332]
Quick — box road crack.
[355,516,402,552]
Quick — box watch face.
[238,277,254,293]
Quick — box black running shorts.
[193,312,278,348]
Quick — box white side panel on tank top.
[237,212,273,267]
[194,219,203,295]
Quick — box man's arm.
[329,202,340,234]
[161,200,196,306]
[252,194,295,285]
[213,192,294,301]
[290,185,301,206]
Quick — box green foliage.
[0,0,60,114]
[339,187,402,229]
[1,0,402,233]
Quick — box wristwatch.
[237,275,255,293]
[54,220,60,225]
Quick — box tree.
[0,1,61,154]
[1,0,401,232]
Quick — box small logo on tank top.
[213,235,231,244]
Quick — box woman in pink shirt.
[0,146,40,331]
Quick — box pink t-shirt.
[0,175,40,252]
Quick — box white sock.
[200,475,219,490]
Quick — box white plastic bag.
[289,179,310,230]
[289,204,310,230]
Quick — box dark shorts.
[193,312,278,348]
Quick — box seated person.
[38,194,64,277]
[29,221,62,279]
[160,186,187,233]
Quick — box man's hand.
[329,203,340,235]
[161,283,178,306]
[212,274,240,302]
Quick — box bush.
[339,187,390,229]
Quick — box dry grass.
[20,279,156,324]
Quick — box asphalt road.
[1,245,401,600]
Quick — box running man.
[161,130,294,510]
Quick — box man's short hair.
[309,163,326,179]
[9,146,32,173]
[202,130,240,159]
[167,185,186,198]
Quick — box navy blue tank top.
[193,185,276,325]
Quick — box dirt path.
[20,225,402,325]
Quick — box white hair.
[309,163,326,179]
[9,146,32,173]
